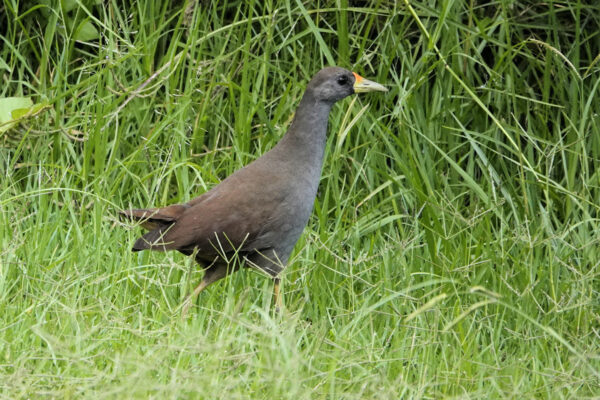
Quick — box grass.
[1,0,599,398]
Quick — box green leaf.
[61,0,78,12]
[0,97,47,133]
[0,97,33,121]
[74,20,99,42]
[12,103,46,119]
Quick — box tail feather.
[120,204,189,230]
[121,204,189,252]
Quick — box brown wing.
[132,163,289,256]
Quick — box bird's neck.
[267,92,334,188]
[284,93,333,151]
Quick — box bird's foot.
[181,296,194,320]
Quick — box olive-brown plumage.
[120,67,387,316]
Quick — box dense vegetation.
[1,1,599,398]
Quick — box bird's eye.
[337,75,349,85]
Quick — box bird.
[120,67,387,317]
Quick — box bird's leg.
[243,249,285,312]
[273,277,283,312]
[181,280,209,317]
[181,263,229,319]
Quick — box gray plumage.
[120,67,386,313]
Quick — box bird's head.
[307,66,388,104]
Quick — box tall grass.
[1,0,599,398]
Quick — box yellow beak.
[353,72,388,93]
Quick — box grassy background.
[1,0,599,398]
